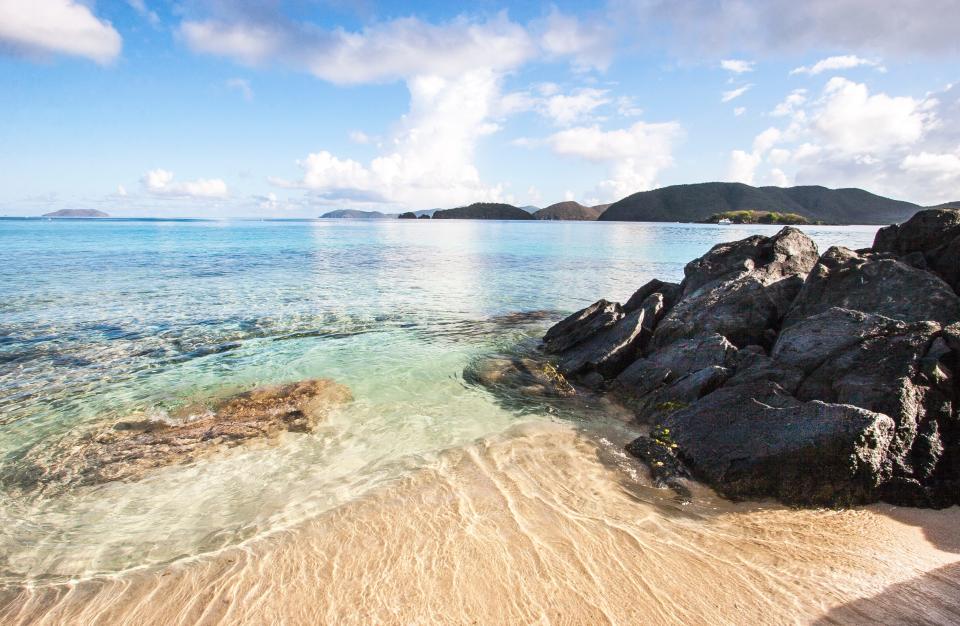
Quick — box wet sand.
[2,422,958,625]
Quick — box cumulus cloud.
[720,59,754,73]
[545,120,682,199]
[142,169,229,198]
[0,0,122,64]
[721,84,752,102]
[790,54,884,75]
[727,150,762,184]
[726,78,959,203]
[542,88,611,125]
[901,152,960,183]
[813,77,933,154]
[771,89,808,117]
[271,70,509,208]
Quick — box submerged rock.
[9,379,352,492]
[464,355,576,398]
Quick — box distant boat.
[718,218,732,225]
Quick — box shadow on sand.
[814,562,960,625]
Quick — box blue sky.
[1,0,959,217]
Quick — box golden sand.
[2,422,958,625]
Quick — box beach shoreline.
[3,422,957,625]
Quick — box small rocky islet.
[475,207,960,508]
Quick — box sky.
[1,0,959,217]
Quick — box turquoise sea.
[0,218,880,586]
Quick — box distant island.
[600,182,920,225]
[42,209,109,218]
[319,209,390,219]
[318,183,948,225]
[534,201,608,221]
[433,203,534,220]
[703,210,814,225]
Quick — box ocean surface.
[5,217,959,624]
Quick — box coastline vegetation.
[703,210,816,225]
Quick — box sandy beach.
[3,422,957,625]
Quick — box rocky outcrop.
[536,211,960,507]
[8,379,352,493]
[652,227,819,349]
[664,381,895,505]
[873,208,960,292]
[399,212,417,219]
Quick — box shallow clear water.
[0,218,880,585]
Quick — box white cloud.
[349,130,372,144]
[813,77,933,154]
[181,14,537,85]
[771,89,808,117]
[116,184,127,197]
[271,69,510,208]
[721,84,752,102]
[226,78,253,101]
[617,96,643,117]
[727,149,762,185]
[901,152,960,181]
[790,55,884,76]
[538,9,613,71]
[720,59,754,73]
[734,106,746,116]
[142,169,229,198]
[546,120,682,200]
[542,88,610,125]
[726,79,959,203]
[0,0,122,64]
[769,148,792,165]
[768,168,791,186]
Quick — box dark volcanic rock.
[398,212,417,219]
[664,382,895,505]
[783,247,960,327]
[530,208,960,507]
[625,431,691,499]
[873,208,960,293]
[652,227,819,349]
[873,208,960,257]
[768,309,953,490]
[542,294,670,383]
[556,306,649,380]
[623,279,681,314]
[543,299,623,354]
[10,379,352,493]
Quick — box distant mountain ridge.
[43,209,109,217]
[433,203,534,220]
[600,182,920,225]
[534,201,604,221]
